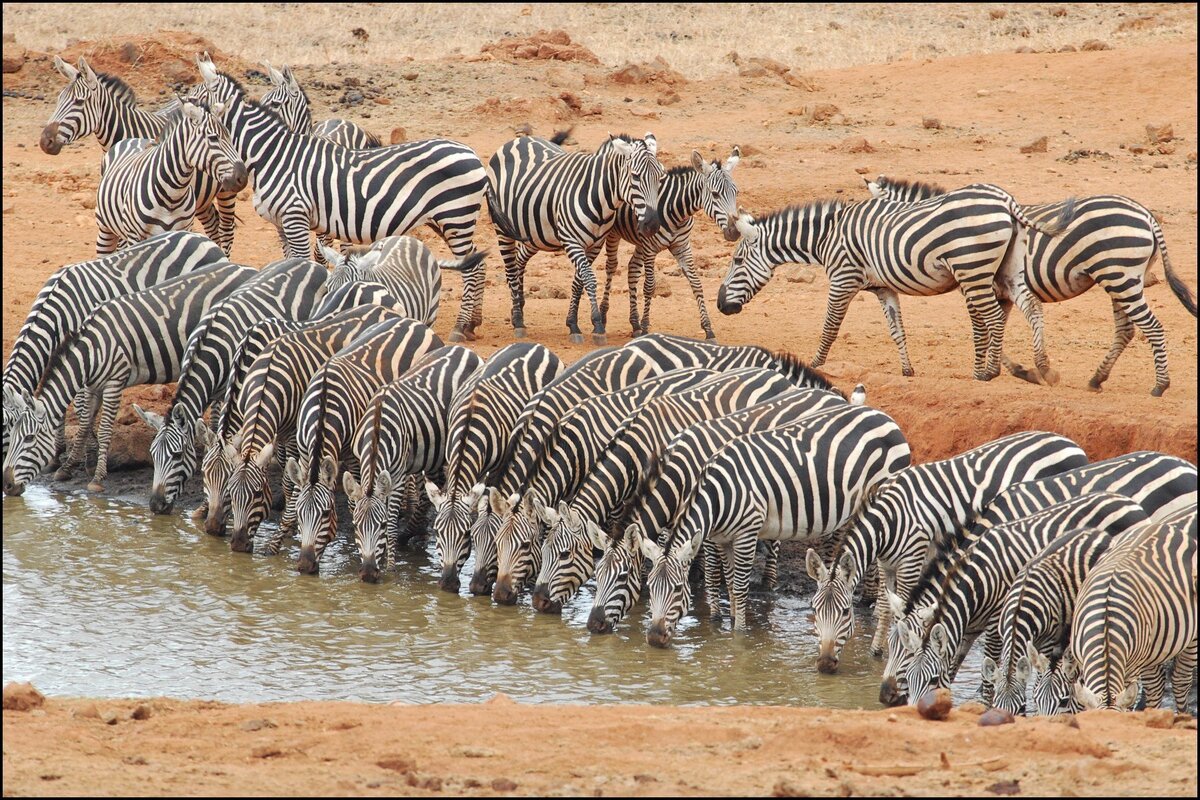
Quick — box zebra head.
[982,643,1035,716]
[3,382,22,457]
[286,455,339,575]
[608,133,665,237]
[588,524,645,634]
[259,63,311,134]
[225,439,276,553]
[320,244,380,295]
[1030,649,1081,716]
[692,146,741,241]
[468,492,501,596]
[137,403,198,515]
[879,591,934,707]
[41,56,102,155]
[864,175,944,203]
[532,501,605,614]
[344,469,395,583]
[3,390,54,497]
[178,101,248,194]
[427,480,486,593]
[717,213,770,315]
[806,548,857,674]
[641,527,704,649]
[490,490,544,606]
[197,420,232,536]
[1072,660,1140,712]
[901,621,956,707]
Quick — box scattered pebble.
[240,718,277,732]
[131,703,152,721]
[1020,136,1048,154]
[917,688,953,720]
[978,708,1015,726]
[2,681,44,711]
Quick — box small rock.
[1143,708,1174,729]
[1080,39,1111,51]
[738,64,770,79]
[829,21,842,30]
[773,780,807,797]
[854,166,870,174]
[1145,122,1174,144]
[1152,162,1168,169]
[1050,6,1067,17]
[976,89,991,97]
[786,268,816,284]
[988,9,1007,20]
[958,701,988,715]
[402,72,419,81]
[73,703,100,719]
[240,718,277,731]
[491,778,519,792]
[373,96,391,105]
[1058,45,1077,52]
[351,27,369,42]
[1014,45,1036,53]
[917,688,953,720]
[130,704,152,721]
[1156,142,1176,155]
[3,682,45,711]
[807,102,840,123]
[122,755,148,766]
[101,710,120,725]
[986,779,1021,795]
[252,745,283,759]
[978,708,1015,726]
[922,116,942,129]
[450,745,497,758]
[377,756,416,773]
[1020,136,1048,154]
[1126,142,1148,155]
[629,106,659,119]
[1174,718,1198,730]
[841,137,875,154]
[390,127,406,145]
[1187,151,1197,164]
[657,91,681,106]
[341,90,364,106]
[2,43,26,74]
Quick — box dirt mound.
[607,56,688,88]
[2,682,45,712]
[480,29,600,65]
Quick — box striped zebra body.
[197,56,489,342]
[287,316,443,574]
[869,176,1197,395]
[427,343,562,594]
[487,132,665,343]
[2,231,224,457]
[531,367,799,613]
[897,492,1148,707]
[984,526,1121,715]
[222,306,404,553]
[40,57,239,254]
[137,259,329,514]
[1072,507,1198,711]
[637,404,911,645]
[809,431,1088,671]
[344,346,483,582]
[3,263,256,496]
[588,389,848,634]
[719,186,1076,381]
[259,63,381,150]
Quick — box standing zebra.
[983,526,1122,715]
[638,404,911,645]
[807,431,1088,672]
[94,101,248,255]
[3,263,256,496]
[286,316,443,575]
[134,258,329,514]
[879,450,1196,707]
[196,54,489,343]
[718,186,1076,381]
[1072,507,1198,711]
[487,131,665,344]
[41,57,239,255]
[868,176,1197,395]
[427,343,562,593]
[896,492,1148,707]
[344,345,483,582]
[320,236,487,334]
[259,63,381,149]
[2,231,224,458]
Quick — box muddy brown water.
[2,484,985,707]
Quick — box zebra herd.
[2,49,1197,716]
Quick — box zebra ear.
[691,150,708,173]
[886,589,906,621]
[805,548,828,582]
[850,383,867,406]
[898,620,922,654]
[375,469,394,497]
[132,403,164,431]
[1115,681,1139,711]
[1026,642,1049,674]
[1073,681,1100,711]
[929,623,950,656]
[636,528,664,562]
[585,520,607,550]
[423,479,443,507]
[318,456,338,488]
[264,61,285,86]
[673,530,703,565]
[643,132,657,156]
[284,456,301,486]
[318,243,343,267]
[197,52,219,84]
[343,471,361,502]
[255,441,275,469]
[836,551,856,584]
[282,65,299,88]
[193,417,215,448]
[621,523,640,550]
[182,101,205,123]
[76,57,99,87]
[1059,650,1078,682]
[980,656,997,684]
[734,214,759,242]
[488,488,508,517]
[533,497,557,527]
[54,56,79,81]
[354,249,384,272]
[1014,655,1031,684]
[725,146,740,172]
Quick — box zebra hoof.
[704,332,717,341]
[569,333,585,344]
[1087,377,1104,393]
[53,467,74,481]
[1041,367,1061,386]
[592,333,607,346]
[1151,384,1168,398]
[513,327,527,339]
[87,481,105,493]
[446,330,466,343]
[901,368,915,378]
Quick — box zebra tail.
[486,183,530,243]
[1008,193,1078,236]
[1152,217,1197,316]
[436,251,488,274]
[549,127,575,146]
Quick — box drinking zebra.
[2,231,224,458]
[344,345,483,581]
[428,343,563,593]
[41,57,239,255]
[196,54,489,343]
[718,186,1076,381]
[1071,507,1197,711]
[807,431,1088,672]
[867,176,1197,395]
[259,63,381,149]
[134,258,329,514]
[637,404,911,645]
[3,263,256,496]
[94,101,248,255]
[487,131,665,344]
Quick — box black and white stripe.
[260,63,381,149]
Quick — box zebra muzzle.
[359,557,380,584]
[587,607,614,634]
[468,569,494,596]
[637,207,662,237]
[722,222,742,242]
[716,285,742,315]
[531,584,562,615]
[39,124,63,155]
[221,163,249,193]
[149,487,173,515]
[492,575,518,606]
[437,565,461,594]
[3,467,25,497]
[878,677,907,708]
[646,619,673,648]
[296,546,319,575]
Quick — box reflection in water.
[2,487,982,706]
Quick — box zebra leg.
[867,287,915,377]
[312,232,336,265]
[728,531,760,631]
[812,281,861,369]
[639,251,657,337]
[957,273,1007,381]
[564,242,607,345]
[1005,279,1057,385]
[599,235,619,323]
[1088,298,1136,393]
[55,389,101,481]
[500,238,529,338]
[87,382,124,493]
[1171,641,1197,712]
[1141,663,1168,709]
[195,203,223,252]
[215,191,238,256]
[566,272,586,344]
[626,242,644,336]
[760,541,780,590]
[857,560,881,608]
[1117,288,1171,396]
[280,213,313,260]
[702,540,723,622]
[95,227,120,256]
[669,237,715,340]
[435,218,485,341]
[980,624,1003,705]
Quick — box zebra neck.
[572,481,607,524]
[842,516,882,588]
[225,97,299,176]
[774,204,840,266]
[660,171,705,227]
[145,125,199,198]
[95,99,160,151]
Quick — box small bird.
[850,383,867,406]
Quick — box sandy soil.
[2,14,1198,797]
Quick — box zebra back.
[322,236,442,325]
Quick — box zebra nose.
[438,565,461,594]
[3,468,25,497]
[637,207,661,237]
[468,569,494,597]
[716,285,742,315]
[879,677,906,707]
[222,163,248,193]
[816,655,840,674]
[587,607,613,634]
[492,575,518,606]
[531,585,562,615]
[647,619,673,648]
[359,557,380,583]
[297,546,320,575]
[722,222,741,242]
[149,488,173,515]
[39,124,62,155]
[229,525,257,552]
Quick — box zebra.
[1072,507,1198,711]
[879,450,1196,707]
[286,316,443,575]
[896,492,1148,708]
[319,236,487,334]
[222,305,405,553]
[717,186,1077,381]
[586,145,742,340]
[196,54,489,343]
[867,176,1197,395]
[807,431,1088,672]
[426,343,562,593]
[40,57,239,255]
[133,258,329,514]
[530,367,801,614]
[587,389,850,634]
[94,100,248,255]
[343,345,483,582]
[1028,648,1081,716]
[983,526,1121,715]
[259,63,381,149]
[487,131,665,344]
[196,281,407,536]
[3,263,256,496]
[2,231,224,458]
[637,404,911,645]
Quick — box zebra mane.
[828,479,889,565]
[754,199,844,227]
[614,447,668,540]
[666,164,695,178]
[306,364,337,485]
[905,527,971,615]
[875,175,946,200]
[768,349,841,396]
[445,390,482,501]
[96,72,139,105]
[357,129,383,148]
[214,68,290,129]
[35,329,87,395]
[913,539,978,642]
